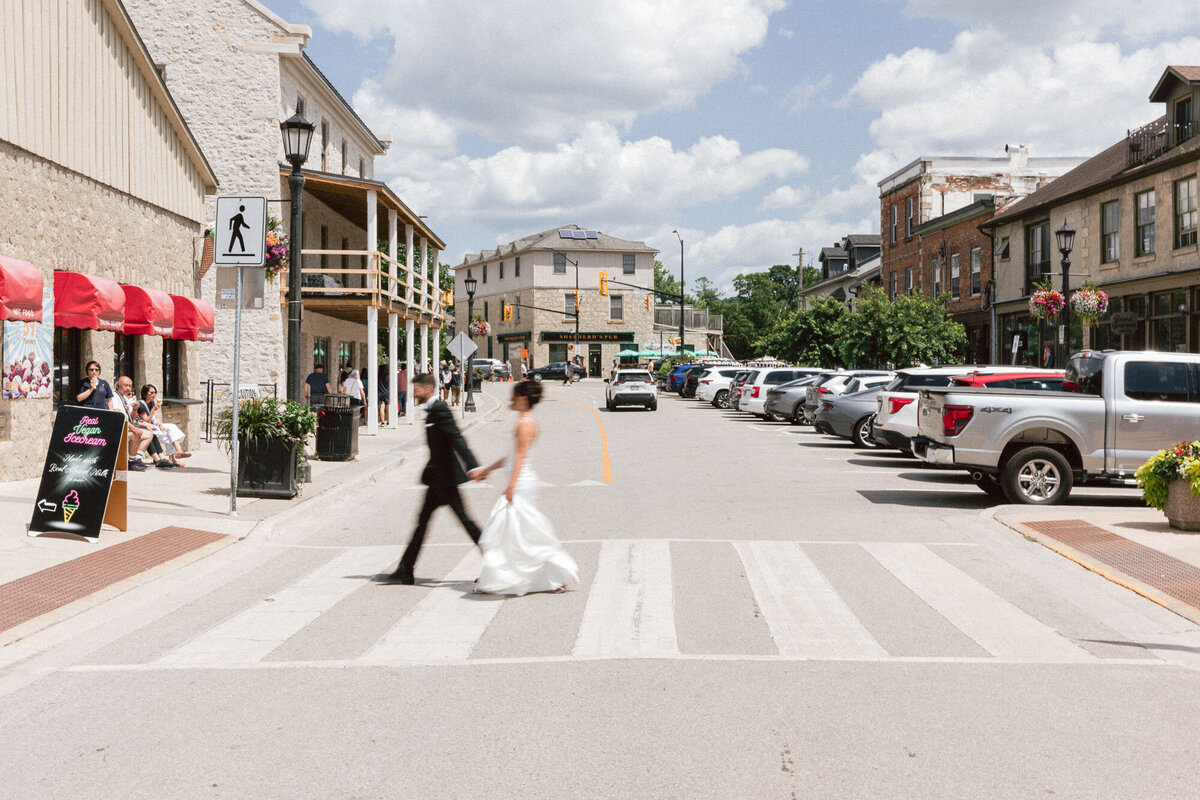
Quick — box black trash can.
[316,393,359,461]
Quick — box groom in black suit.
[388,372,484,584]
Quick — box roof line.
[300,53,387,154]
[240,0,312,38]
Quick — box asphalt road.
[4,380,1200,799]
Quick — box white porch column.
[387,211,399,428]
[405,223,416,425]
[406,318,415,424]
[431,246,441,384]
[420,236,434,390]
[366,189,379,435]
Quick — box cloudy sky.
[267,0,1200,290]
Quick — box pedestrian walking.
[385,373,485,585]
[450,363,462,405]
[397,364,407,416]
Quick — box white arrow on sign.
[447,332,477,363]
[37,499,57,513]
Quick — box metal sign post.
[447,332,478,418]
[214,196,267,516]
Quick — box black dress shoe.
[386,566,415,585]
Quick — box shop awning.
[54,271,125,331]
[170,295,214,341]
[121,285,174,336]
[0,256,45,322]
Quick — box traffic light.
[598,271,608,296]
[502,304,513,322]
[645,293,652,312]
[574,291,580,312]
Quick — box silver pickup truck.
[912,350,1200,505]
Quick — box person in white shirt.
[342,368,366,421]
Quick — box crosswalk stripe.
[363,550,502,663]
[574,540,678,658]
[155,546,394,667]
[862,543,1095,663]
[736,542,887,659]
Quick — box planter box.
[237,437,299,499]
[1166,480,1200,532]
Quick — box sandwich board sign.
[28,406,128,542]
[214,196,267,267]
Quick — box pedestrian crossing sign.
[213,196,267,267]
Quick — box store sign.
[28,406,128,542]
[1110,311,1138,336]
[2,287,53,399]
[541,331,634,343]
[496,332,531,344]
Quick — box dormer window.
[1176,95,1194,142]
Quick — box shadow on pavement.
[858,489,995,509]
[1081,638,1200,654]
[895,471,971,485]
[847,458,919,469]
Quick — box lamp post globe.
[1055,219,1076,368]
[280,112,315,402]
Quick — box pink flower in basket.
[1069,283,1109,323]
[469,320,491,336]
[1028,281,1065,320]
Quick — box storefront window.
[114,333,137,385]
[338,340,355,369]
[548,343,568,363]
[1150,290,1188,352]
[53,327,81,407]
[162,339,182,398]
[312,336,330,369]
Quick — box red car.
[949,370,1066,391]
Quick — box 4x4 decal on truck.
[980,407,1013,414]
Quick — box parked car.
[729,370,757,411]
[872,365,1058,453]
[679,364,713,398]
[802,370,893,424]
[666,364,696,393]
[914,351,1200,505]
[741,368,828,419]
[763,374,829,424]
[526,361,586,382]
[812,382,891,447]
[471,358,511,380]
[605,369,658,411]
[696,366,746,408]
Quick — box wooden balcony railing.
[279,250,444,321]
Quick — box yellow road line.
[548,394,613,483]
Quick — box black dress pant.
[400,483,482,569]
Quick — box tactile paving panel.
[1025,519,1200,610]
[0,526,227,633]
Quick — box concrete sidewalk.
[994,500,1200,625]
[0,384,507,587]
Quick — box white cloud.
[759,185,804,211]
[305,0,786,147]
[374,122,809,243]
[782,75,833,114]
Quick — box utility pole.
[793,247,804,311]
[673,230,685,356]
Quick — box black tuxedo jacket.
[421,399,480,487]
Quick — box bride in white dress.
[473,381,579,596]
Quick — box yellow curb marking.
[548,394,613,483]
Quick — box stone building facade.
[455,226,657,376]
[126,0,445,432]
[0,0,217,480]
[986,66,1200,365]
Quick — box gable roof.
[299,53,388,155]
[457,224,658,267]
[844,234,881,248]
[1150,65,1200,102]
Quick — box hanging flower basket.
[469,320,491,336]
[1028,280,1065,321]
[1069,282,1109,324]
[264,216,289,284]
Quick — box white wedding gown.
[475,456,579,596]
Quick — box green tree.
[753,297,847,367]
[765,264,800,308]
[692,276,720,308]
[802,265,822,288]
[654,258,680,297]
[837,287,966,369]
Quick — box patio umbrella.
[615,349,640,357]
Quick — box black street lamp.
[464,275,477,412]
[281,112,315,402]
[673,229,685,355]
[1055,219,1076,368]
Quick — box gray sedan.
[813,385,885,447]
[763,375,826,424]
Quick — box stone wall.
[0,140,204,479]
[124,0,290,392]
[280,61,377,179]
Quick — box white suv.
[696,366,744,407]
[872,365,1058,452]
[741,368,826,418]
[606,369,658,411]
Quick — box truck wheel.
[713,390,729,409]
[532,374,543,382]
[1002,447,1073,505]
[851,415,878,448]
[971,472,1008,499]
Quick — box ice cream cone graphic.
[62,490,80,524]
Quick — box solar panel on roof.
[573,230,587,239]
[558,229,574,239]
[586,231,598,239]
